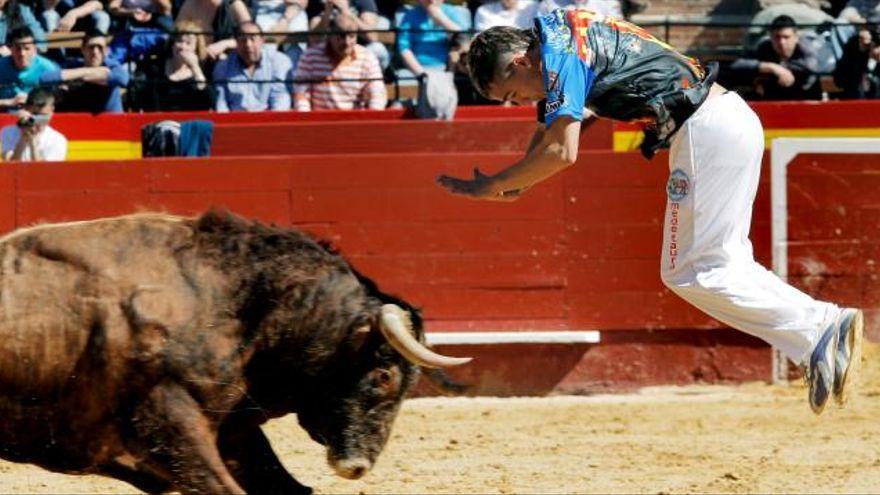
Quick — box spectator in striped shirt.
[293,15,386,110]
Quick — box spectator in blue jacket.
[396,0,469,78]
[54,30,130,113]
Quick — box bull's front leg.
[218,416,313,495]
[131,383,245,494]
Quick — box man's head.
[81,30,107,68]
[9,26,37,71]
[20,87,55,130]
[467,26,544,104]
[769,15,798,60]
[235,21,264,66]
[327,16,358,60]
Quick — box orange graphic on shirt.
[568,10,595,61]
[567,8,704,78]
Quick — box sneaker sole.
[808,325,838,416]
[835,309,864,406]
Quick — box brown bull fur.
[0,210,424,494]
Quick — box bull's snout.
[330,457,372,479]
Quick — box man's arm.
[525,123,546,154]
[437,116,581,200]
[0,93,28,110]
[396,10,425,76]
[57,0,103,30]
[108,0,141,17]
[730,57,795,88]
[423,0,463,33]
[18,6,47,52]
[838,5,867,23]
[363,53,386,109]
[270,0,306,35]
[56,66,112,84]
[400,49,425,76]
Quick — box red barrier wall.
[786,153,880,338]
[211,118,613,156]
[4,151,729,331]
[0,151,781,392]
[0,106,537,141]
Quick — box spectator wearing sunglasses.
[53,30,130,113]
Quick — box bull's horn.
[379,304,472,368]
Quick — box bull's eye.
[377,369,392,385]
[369,368,398,397]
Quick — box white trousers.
[660,91,839,364]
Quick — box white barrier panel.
[425,331,601,345]
[769,137,880,383]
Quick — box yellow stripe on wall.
[613,131,643,152]
[66,140,141,161]
[761,128,880,147]
[613,128,880,153]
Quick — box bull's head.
[296,304,470,480]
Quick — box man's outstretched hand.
[436,168,526,202]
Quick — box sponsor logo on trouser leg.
[669,203,678,269]
[666,169,690,271]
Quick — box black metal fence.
[27,18,876,111]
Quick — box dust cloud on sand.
[3,343,879,494]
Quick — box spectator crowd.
[0,0,874,125]
[725,0,880,101]
[0,0,650,119]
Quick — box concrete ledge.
[414,329,772,397]
[426,331,601,345]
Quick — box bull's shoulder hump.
[0,212,191,246]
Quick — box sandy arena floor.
[1,344,879,494]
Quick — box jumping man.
[436,9,863,414]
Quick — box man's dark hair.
[769,15,797,32]
[467,26,537,98]
[25,87,55,108]
[8,26,34,44]
[234,20,263,37]
[82,28,107,45]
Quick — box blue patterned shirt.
[535,9,714,157]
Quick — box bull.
[0,210,470,493]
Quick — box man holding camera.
[1,88,67,162]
